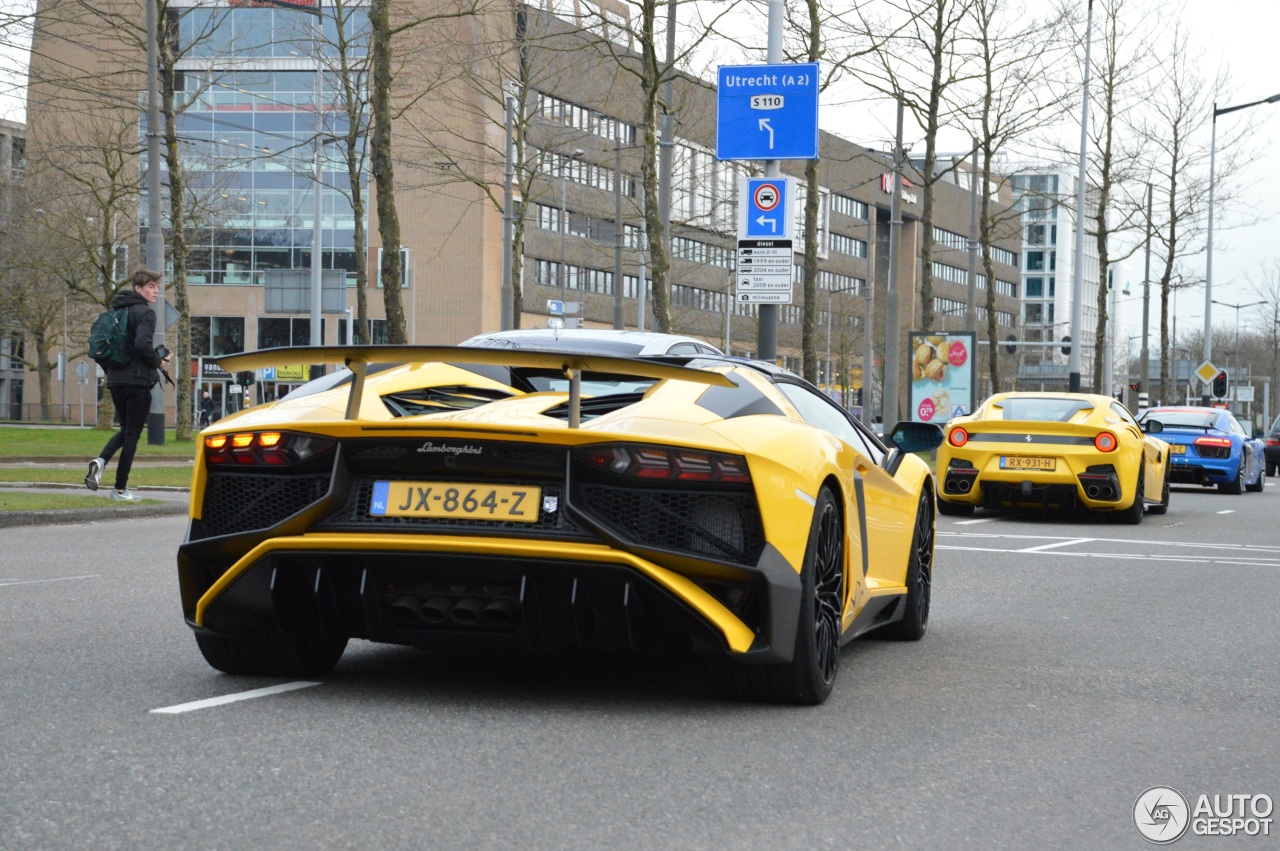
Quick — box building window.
[258,316,324,349]
[830,195,867,219]
[191,316,246,356]
[1025,303,1043,324]
[828,233,866,258]
[1025,277,1043,298]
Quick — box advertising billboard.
[908,331,976,424]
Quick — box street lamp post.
[1210,298,1266,354]
[1204,92,1280,403]
[560,148,585,307]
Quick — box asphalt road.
[1,482,1277,849]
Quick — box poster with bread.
[907,331,975,424]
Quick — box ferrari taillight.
[578,444,751,484]
[948,427,969,447]
[204,431,335,467]
[1094,432,1118,452]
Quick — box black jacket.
[105,290,165,388]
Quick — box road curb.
[0,501,189,528]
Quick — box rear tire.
[195,632,347,678]
[1147,476,1170,515]
[1219,462,1244,495]
[725,487,843,705]
[937,497,974,517]
[883,490,934,641]
[1117,469,1145,525]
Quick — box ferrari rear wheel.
[195,632,347,677]
[1220,462,1244,495]
[1117,469,1145,525]
[726,487,843,705]
[1147,475,1170,515]
[884,490,933,641]
[936,497,974,517]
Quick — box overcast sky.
[2,0,1276,342]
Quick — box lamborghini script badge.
[416,442,484,455]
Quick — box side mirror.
[1142,419,1163,434]
[888,420,945,454]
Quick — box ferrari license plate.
[1169,444,1186,455]
[1000,456,1055,471]
[370,481,541,522]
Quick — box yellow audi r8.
[936,391,1169,523]
[179,343,943,705]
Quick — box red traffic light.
[1211,370,1228,399]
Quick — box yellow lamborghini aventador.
[935,391,1169,522]
[178,340,943,705]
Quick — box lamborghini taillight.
[578,444,751,484]
[204,431,335,467]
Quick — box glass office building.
[145,2,369,289]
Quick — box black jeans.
[99,385,153,491]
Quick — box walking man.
[85,268,172,500]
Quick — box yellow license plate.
[371,481,541,522]
[1000,456,1056,471]
[1169,444,1185,455]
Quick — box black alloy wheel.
[724,487,844,705]
[884,490,934,640]
[1148,475,1170,515]
[1117,468,1145,525]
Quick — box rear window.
[996,397,1093,422]
[1146,411,1217,429]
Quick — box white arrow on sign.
[758,118,774,148]
[755,215,777,232]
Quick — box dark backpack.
[88,306,134,369]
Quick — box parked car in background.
[461,328,724,357]
[1137,406,1264,494]
[936,392,1169,523]
[1265,414,1280,477]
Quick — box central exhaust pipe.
[449,597,485,625]
[420,596,451,625]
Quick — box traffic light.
[1130,382,1140,392]
[236,370,255,387]
[1211,370,1228,400]
[1061,335,1072,356]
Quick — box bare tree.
[860,0,978,330]
[965,0,1073,392]
[1082,0,1155,392]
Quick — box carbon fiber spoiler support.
[215,345,735,426]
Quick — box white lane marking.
[939,531,1280,554]
[1015,537,1094,553]
[0,574,99,588]
[151,681,321,715]
[936,544,1280,567]
[1217,510,1235,515]
[953,517,996,525]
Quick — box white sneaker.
[85,458,105,491]
[109,488,140,502]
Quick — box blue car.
[1138,406,1265,494]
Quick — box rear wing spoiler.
[215,345,735,426]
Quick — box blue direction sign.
[716,62,820,161]
[739,177,793,239]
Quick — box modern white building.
[1008,170,1101,391]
